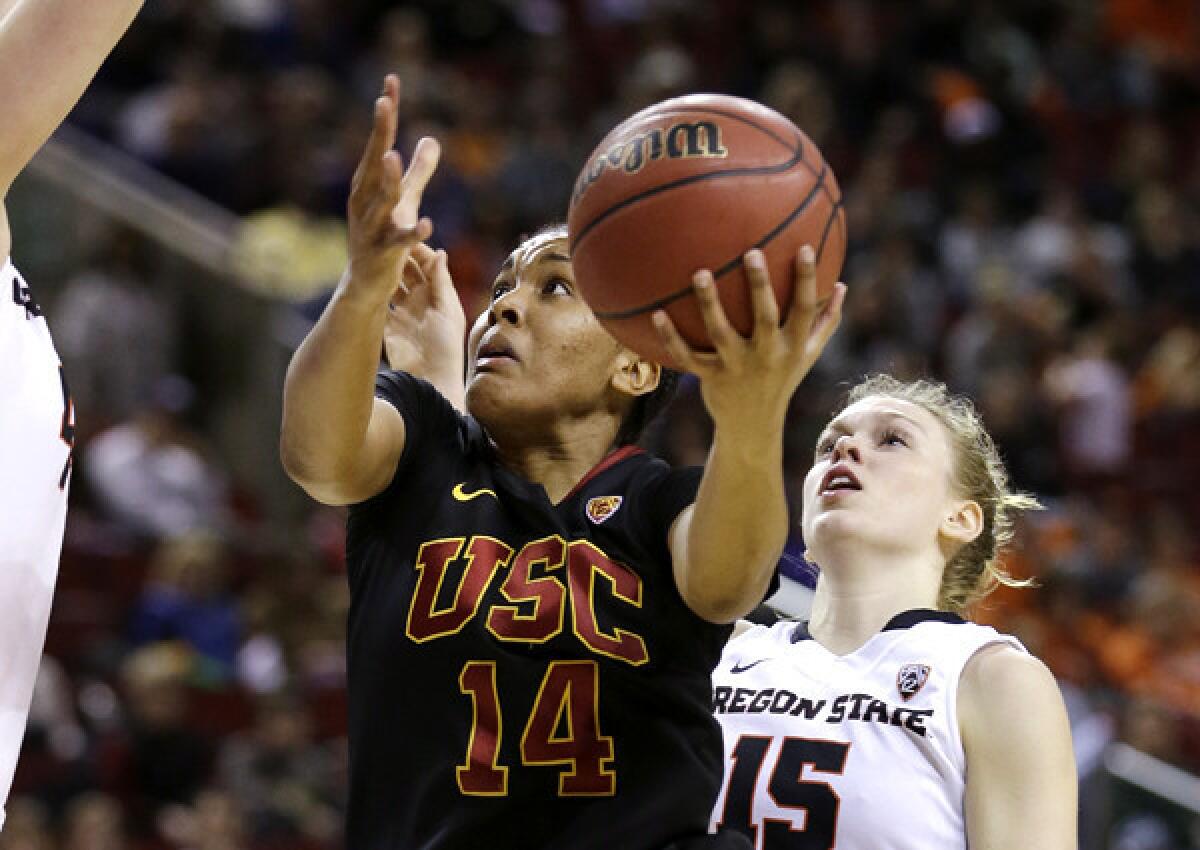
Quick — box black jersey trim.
[8,262,43,320]
[789,608,966,644]
[789,621,813,643]
[882,609,966,631]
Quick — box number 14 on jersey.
[458,660,616,797]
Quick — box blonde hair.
[842,375,1041,613]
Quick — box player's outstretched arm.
[657,247,845,623]
[0,0,145,257]
[280,75,441,506]
[0,0,144,195]
[960,644,1078,850]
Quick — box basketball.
[567,93,846,367]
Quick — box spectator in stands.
[129,533,242,675]
[217,692,341,845]
[52,227,177,431]
[107,643,213,833]
[1043,328,1134,485]
[157,788,247,850]
[84,376,231,540]
[61,791,127,850]
[0,797,53,850]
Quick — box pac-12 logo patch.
[897,664,931,701]
[585,496,623,524]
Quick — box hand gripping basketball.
[652,245,845,437]
[567,94,846,367]
[345,74,441,298]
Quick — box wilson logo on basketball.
[585,496,623,524]
[571,121,728,206]
[897,664,931,701]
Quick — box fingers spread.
[379,150,404,208]
[402,253,428,289]
[808,281,846,345]
[398,218,433,247]
[409,241,437,275]
[745,249,781,336]
[352,91,398,195]
[431,249,458,306]
[382,73,400,105]
[692,271,738,356]
[402,137,442,197]
[784,244,819,343]
[652,311,704,374]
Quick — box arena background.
[4,0,1200,847]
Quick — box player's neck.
[490,415,622,504]
[806,553,942,656]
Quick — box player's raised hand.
[346,74,441,298]
[652,245,846,441]
[384,242,467,410]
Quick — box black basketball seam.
[572,145,807,252]
[814,192,846,262]
[593,164,834,321]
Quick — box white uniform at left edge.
[0,256,73,829]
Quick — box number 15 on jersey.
[716,735,852,850]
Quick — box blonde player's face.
[465,233,628,434]
[801,397,961,566]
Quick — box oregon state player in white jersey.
[709,376,1077,850]
[0,0,145,826]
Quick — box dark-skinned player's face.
[465,233,636,436]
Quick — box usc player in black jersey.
[280,76,845,850]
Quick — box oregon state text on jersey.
[344,371,733,850]
[709,611,1025,850]
[0,258,73,829]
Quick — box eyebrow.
[499,249,570,277]
[818,410,928,439]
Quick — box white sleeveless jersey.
[0,257,72,828]
[709,610,1025,850]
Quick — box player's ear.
[610,350,660,400]
[940,498,983,548]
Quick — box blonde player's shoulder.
[960,641,1059,717]
[958,640,1070,771]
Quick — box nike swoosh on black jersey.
[729,659,769,674]
[451,482,498,502]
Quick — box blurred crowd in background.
[4,0,1200,848]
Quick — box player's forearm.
[0,0,145,191]
[682,428,788,623]
[280,275,389,485]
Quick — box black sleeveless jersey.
[344,371,734,850]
